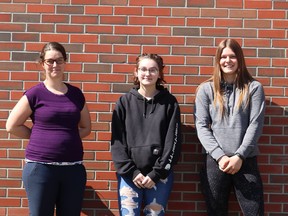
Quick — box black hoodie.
[111,87,181,183]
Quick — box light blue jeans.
[117,172,174,216]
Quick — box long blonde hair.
[208,39,253,117]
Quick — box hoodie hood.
[129,86,169,118]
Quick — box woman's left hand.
[142,176,156,189]
[222,155,243,175]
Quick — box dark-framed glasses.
[43,58,65,66]
[138,67,159,75]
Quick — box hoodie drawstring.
[143,97,147,118]
[142,97,156,118]
[221,81,234,116]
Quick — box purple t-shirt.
[25,82,85,162]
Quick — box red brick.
[159,18,185,26]
[56,24,84,33]
[0,13,11,22]
[274,1,288,9]
[71,0,99,4]
[96,171,116,180]
[115,26,142,35]
[144,26,171,35]
[42,14,69,23]
[159,0,186,7]
[172,8,199,17]
[244,38,270,47]
[114,45,141,54]
[158,36,185,45]
[86,25,113,34]
[201,8,228,17]
[187,0,214,7]
[70,53,98,63]
[129,16,156,25]
[99,74,126,83]
[187,18,213,27]
[230,9,257,18]
[259,10,286,19]
[41,34,69,42]
[216,0,243,8]
[85,6,113,15]
[259,29,285,38]
[100,16,127,25]
[27,4,55,13]
[0,4,26,12]
[245,0,272,9]
[114,6,142,15]
[71,15,98,24]
[129,0,157,6]
[143,8,171,16]
[0,198,21,207]
[70,34,98,43]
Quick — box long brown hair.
[206,39,253,117]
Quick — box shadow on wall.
[82,185,115,216]
[178,98,275,215]
[165,123,208,215]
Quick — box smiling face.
[42,50,65,80]
[220,47,238,82]
[135,58,159,88]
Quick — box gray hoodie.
[194,80,265,161]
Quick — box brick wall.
[0,0,287,215]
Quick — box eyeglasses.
[43,58,65,66]
[138,67,159,74]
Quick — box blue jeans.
[200,155,264,216]
[117,172,174,216]
[22,162,86,216]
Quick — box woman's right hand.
[133,173,146,188]
[218,155,229,171]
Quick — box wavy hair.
[133,53,166,88]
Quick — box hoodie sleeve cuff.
[147,171,161,183]
[211,148,226,162]
[132,169,141,181]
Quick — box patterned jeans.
[200,154,264,216]
[117,172,173,216]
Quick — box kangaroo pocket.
[130,145,162,171]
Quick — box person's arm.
[147,99,182,183]
[6,95,32,139]
[78,103,91,138]
[235,82,265,158]
[194,84,226,161]
[111,99,140,179]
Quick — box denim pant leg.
[117,172,174,216]
[232,157,264,216]
[117,174,143,216]
[23,163,86,216]
[200,155,232,216]
[22,163,59,216]
[143,172,173,216]
[55,164,87,216]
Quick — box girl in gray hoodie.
[195,39,265,216]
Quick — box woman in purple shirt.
[6,42,91,216]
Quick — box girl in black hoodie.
[111,53,181,215]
